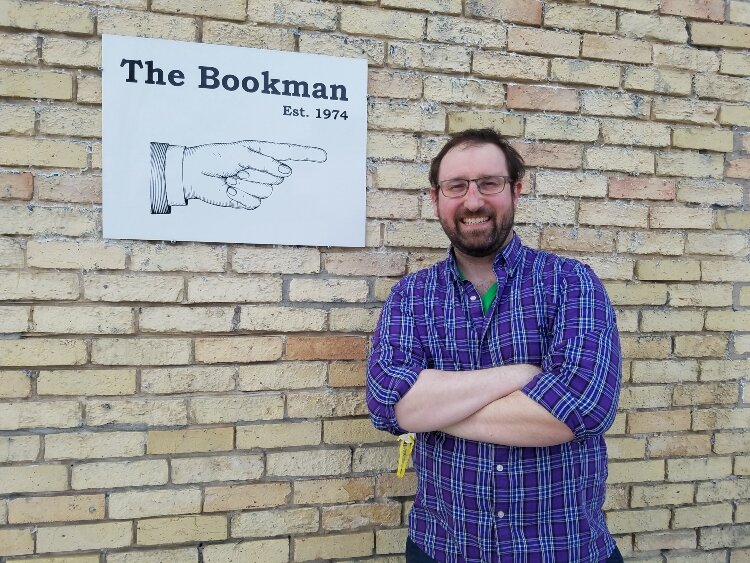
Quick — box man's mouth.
[461,216,490,225]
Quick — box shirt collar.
[445,232,523,283]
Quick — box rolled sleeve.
[522,264,622,442]
[366,282,426,436]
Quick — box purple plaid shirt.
[367,235,621,563]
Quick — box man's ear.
[429,187,439,217]
[511,181,523,206]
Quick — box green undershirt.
[458,270,498,314]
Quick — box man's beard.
[439,206,515,258]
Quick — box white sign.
[102,35,367,246]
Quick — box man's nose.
[463,180,484,210]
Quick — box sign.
[102,34,367,246]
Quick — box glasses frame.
[435,175,510,199]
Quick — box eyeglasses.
[436,176,510,198]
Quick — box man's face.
[430,142,521,259]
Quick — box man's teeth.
[462,217,489,224]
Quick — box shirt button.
[497,511,505,518]
[469,295,477,301]
[496,464,504,472]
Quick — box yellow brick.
[544,4,616,33]
[473,51,548,81]
[674,334,728,357]
[603,437,646,460]
[341,6,424,40]
[631,483,694,507]
[287,389,366,418]
[654,97,718,125]
[653,44,720,72]
[42,37,100,68]
[0,528,34,556]
[516,197,576,225]
[36,174,101,204]
[237,421,321,449]
[187,275,281,303]
[323,418,392,445]
[1,0,94,33]
[136,514,226,545]
[0,339,87,368]
[110,487,201,519]
[147,427,234,454]
[27,240,125,270]
[675,382,739,406]
[579,202,648,228]
[139,306,234,332]
[601,119,671,147]
[673,128,734,152]
[78,74,102,104]
[239,361,326,391]
[596,0,658,11]
[620,13,688,42]
[739,335,750,355]
[618,386,672,409]
[171,454,263,484]
[0,103,34,135]
[0,137,85,167]
[525,114,599,142]
[426,15,506,49]
[641,310,704,332]
[0,435,39,462]
[694,407,750,430]
[108,548,198,563]
[731,0,750,23]
[45,430,145,460]
[91,337,191,366]
[384,220,448,248]
[605,282,667,305]
[648,434,712,457]
[674,504,733,529]
[299,32,385,66]
[322,502,401,532]
[701,261,750,282]
[649,206,714,230]
[447,111,524,137]
[636,259,701,281]
[289,279,368,303]
[696,73,750,103]
[608,460,665,485]
[204,482,291,512]
[267,449,351,477]
[203,21,294,51]
[690,21,750,48]
[0,464,68,494]
[37,368,136,396]
[541,226,615,253]
[369,100,446,133]
[142,365,234,395]
[39,106,101,138]
[153,0,245,19]
[376,527,409,555]
[620,334,671,359]
[629,409,691,433]
[295,477,374,505]
[424,75,506,106]
[701,522,750,549]
[190,394,284,424]
[0,238,23,267]
[0,306,28,334]
[203,539,288,563]
[637,530,698,553]
[231,507,319,538]
[8,493,104,524]
[354,445,400,472]
[369,68,422,100]
[581,91,650,118]
[467,0,542,24]
[72,459,167,490]
[0,204,96,236]
[508,27,579,57]
[624,67,692,95]
[195,335,282,364]
[84,273,183,302]
[583,34,651,64]
[385,0,460,11]
[606,508,670,533]
[550,58,621,87]
[657,151,724,179]
[705,310,750,331]
[330,307,380,332]
[33,306,134,335]
[98,8,197,41]
[616,231,684,255]
[294,531,374,561]
[0,32,37,64]
[603,485,628,511]
[677,179,744,206]
[0,67,72,100]
[742,286,750,306]
[233,247,319,274]
[585,147,654,174]
[532,172,605,198]
[687,232,748,256]
[86,397,187,426]
[721,51,750,76]
[717,210,750,230]
[130,243,225,272]
[719,104,750,126]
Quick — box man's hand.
[181,140,327,210]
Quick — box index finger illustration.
[241,140,328,163]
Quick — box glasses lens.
[477,176,506,194]
[441,180,468,198]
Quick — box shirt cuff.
[165,145,187,207]
[522,371,587,441]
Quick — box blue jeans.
[406,537,625,562]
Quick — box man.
[366,129,622,562]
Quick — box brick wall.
[0,0,748,560]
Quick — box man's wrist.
[165,145,187,206]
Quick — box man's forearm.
[441,390,575,447]
[394,364,539,432]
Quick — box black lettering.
[144,60,166,85]
[168,69,185,86]
[329,84,348,101]
[199,66,220,89]
[282,79,309,98]
[262,71,281,95]
[312,83,328,100]
[222,74,239,91]
[242,75,259,93]
[120,59,143,83]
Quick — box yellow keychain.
[396,433,415,478]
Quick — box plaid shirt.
[367,235,621,563]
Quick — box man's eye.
[445,182,466,191]
[481,180,501,189]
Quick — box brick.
[322,502,401,532]
[695,74,750,102]
[676,382,739,406]
[353,445,400,472]
[694,408,750,430]
[641,310,704,332]
[541,226,615,253]
[700,261,750,282]
[583,257,635,281]
[137,515,226,545]
[653,45,720,72]
[650,206,713,229]
[296,477,374,505]
[508,27,579,57]
[0,528,33,556]
[636,530,697,552]
[425,75,505,106]
[636,259,700,281]
[0,32,37,64]
[620,13,688,43]
[154,0,245,19]
[78,74,102,104]
[525,115,599,142]
[325,251,406,277]
[550,58,620,87]
[91,338,190,366]
[624,67,692,96]
[706,310,750,331]
[0,306,28,333]
[131,243,226,272]
[603,436,645,460]
[33,305,133,335]
[142,366,234,394]
[328,360,366,388]
[446,112,523,137]
[581,91,649,118]
[369,69,422,100]
[738,335,750,355]
[631,360,698,384]
[657,151,724,179]
[594,0,658,10]
[195,336,282,363]
[727,157,750,179]
[506,85,577,113]
[147,427,234,454]
[677,179,744,206]
[369,100,446,133]
[0,204,96,236]
[368,132,419,161]
[341,6,424,40]
[187,275,281,303]
[606,508,670,533]
[203,21,295,51]
[289,279,368,303]
[583,35,651,64]
[674,334,728,357]
[653,97,718,125]
[0,435,39,462]
[608,460,665,484]
[388,42,471,73]
[579,202,648,228]
[601,119,670,147]
[0,173,33,202]
[42,37,100,68]
[618,386,672,409]
[0,339,86,368]
[324,418,391,445]
[171,454,263,484]
[700,524,750,549]
[609,177,675,201]
[535,172,606,197]
[719,104,750,126]
[426,15,506,49]
[0,0,94,33]
[190,394,284,424]
[516,197,576,225]
[299,33,384,66]
[83,273,184,302]
[287,389,366,418]
[674,504,733,528]
[0,370,30,399]
[687,233,748,256]
[731,0,750,23]
[620,334,671,358]
[373,161,427,190]
[237,421,320,449]
[286,335,368,360]
[37,368,136,396]
[267,449,351,477]
[204,482,291,512]
[86,398,187,426]
[512,141,584,170]
[0,465,67,494]
[473,51,548,82]
[544,4,616,33]
[203,539,288,563]
[39,105,100,138]
[648,434,712,457]
[721,51,750,76]
[629,409,691,433]
[661,0,724,21]
[631,483,694,507]
[376,471,417,498]
[108,548,198,563]
[98,9,197,41]
[36,174,101,204]
[235,247,319,275]
[8,494,104,523]
[231,507,319,538]
[293,531,374,561]
[690,22,750,48]
[673,128,734,152]
[27,240,126,270]
[377,528,409,554]
[239,361,326,391]
[585,147,654,174]
[45,431,145,460]
[139,306,234,333]
[0,68,72,100]
[670,283,734,307]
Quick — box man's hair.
[428,128,526,188]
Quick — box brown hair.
[428,128,526,188]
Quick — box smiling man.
[367,129,623,563]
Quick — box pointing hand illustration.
[149,140,327,214]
